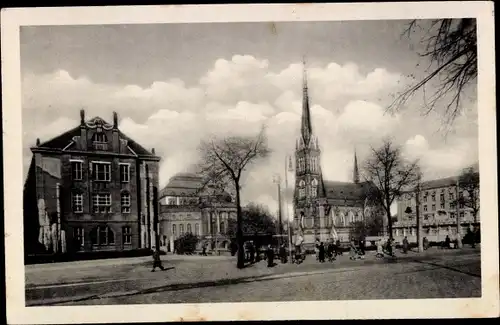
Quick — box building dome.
[159,172,203,198]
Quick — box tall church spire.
[301,57,313,146]
[353,149,360,184]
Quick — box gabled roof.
[323,180,373,201]
[420,176,458,191]
[33,116,156,158]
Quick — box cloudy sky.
[21,20,478,217]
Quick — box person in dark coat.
[266,245,275,267]
[402,236,409,254]
[335,239,341,257]
[327,242,335,261]
[445,235,451,249]
[423,237,429,250]
[151,249,165,272]
[318,242,326,263]
[279,244,287,263]
[359,238,366,255]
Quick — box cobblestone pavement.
[25,247,481,306]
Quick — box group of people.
[314,239,343,263]
[243,241,280,267]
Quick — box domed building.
[158,172,237,252]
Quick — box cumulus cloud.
[22,54,475,217]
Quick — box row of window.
[172,223,201,237]
[71,161,130,183]
[296,157,319,173]
[298,179,319,199]
[73,226,132,247]
[422,201,464,212]
[422,212,466,220]
[72,192,131,213]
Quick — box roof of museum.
[160,172,203,197]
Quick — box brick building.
[23,110,160,257]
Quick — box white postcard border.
[2,2,498,323]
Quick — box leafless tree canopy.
[197,126,270,189]
[363,139,420,237]
[390,19,477,125]
[197,126,270,268]
[457,167,480,222]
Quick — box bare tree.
[363,139,420,240]
[390,19,477,125]
[197,127,270,269]
[457,167,480,224]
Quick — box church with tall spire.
[293,60,382,248]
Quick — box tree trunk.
[235,183,245,269]
[386,197,393,239]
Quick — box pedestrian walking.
[359,238,366,255]
[327,241,335,262]
[279,244,287,263]
[349,237,358,260]
[335,239,341,257]
[266,244,275,267]
[402,236,409,254]
[445,235,451,249]
[318,242,326,263]
[423,237,429,250]
[202,242,207,256]
[151,249,165,272]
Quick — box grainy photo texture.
[2,2,498,323]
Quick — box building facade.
[394,171,480,243]
[23,110,160,256]
[158,172,237,251]
[293,65,384,249]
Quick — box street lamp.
[284,154,294,264]
[273,174,282,247]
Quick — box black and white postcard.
[2,2,498,323]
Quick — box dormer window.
[93,132,107,143]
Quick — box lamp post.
[285,154,294,264]
[273,175,282,247]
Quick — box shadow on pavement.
[410,259,481,278]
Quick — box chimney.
[80,109,85,125]
[36,138,40,146]
[112,111,120,153]
[113,111,118,129]
[80,109,87,149]
[152,148,156,155]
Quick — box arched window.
[298,180,306,198]
[179,224,184,234]
[187,223,192,234]
[195,223,200,236]
[220,221,225,233]
[90,226,115,246]
[121,191,131,213]
[172,224,177,237]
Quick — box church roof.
[33,116,157,158]
[323,180,375,201]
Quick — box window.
[440,202,445,209]
[93,132,107,143]
[120,164,130,183]
[74,227,84,249]
[311,187,317,198]
[450,201,456,209]
[93,162,111,181]
[72,192,83,213]
[92,193,112,213]
[123,226,132,244]
[220,221,225,233]
[168,198,177,205]
[71,161,83,180]
[90,226,114,245]
[460,212,465,219]
[172,224,177,237]
[449,192,455,200]
[121,192,131,213]
[195,224,200,236]
[423,205,428,212]
[450,212,456,219]
[424,215,429,220]
[440,193,445,201]
[180,224,184,234]
[423,196,428,203]
[432,204,436,211]
[187,223,192,234]
[431,193,436,201]
[459,201,464,209]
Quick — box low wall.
[25,248,158,265]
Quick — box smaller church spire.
[353,148,360,184]
[301,56,313,146]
